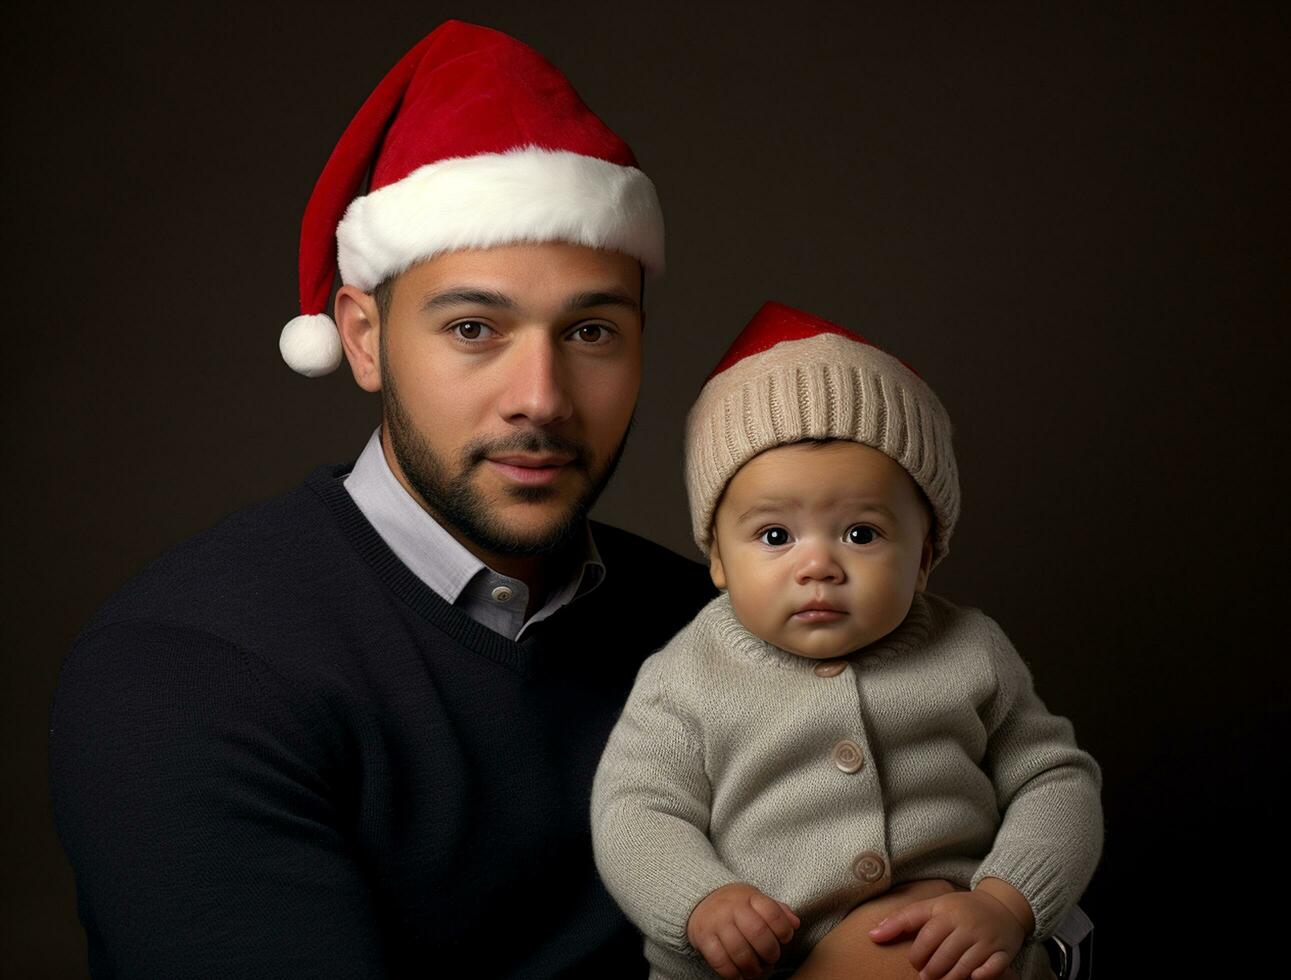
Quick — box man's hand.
[866,878,1032,980]
[686,882,801,979]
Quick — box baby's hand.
[866,878,1031,980]
[686,882,801,979]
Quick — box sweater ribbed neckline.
[708,590,935,671]
[305,464,551,677]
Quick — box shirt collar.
[343,429,606,636]
[344,428,484,603]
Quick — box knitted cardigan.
[591,592,1102,979]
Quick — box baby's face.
[709,441,933,660]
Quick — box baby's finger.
[918,927,974,979]
[749,891,798,942]
[717,923,769,980]
[970,950,1015,979]
[733,903,784,965]
[939,940,994,980]
[905,916,954,971]
[868,898,934,942]
[693,932,741,980]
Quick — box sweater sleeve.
[49,621,386,979]
[969,618,1104,941]
[590,653,742,956]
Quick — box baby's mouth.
[792,602,846,622]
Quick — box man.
[51,21,712,978]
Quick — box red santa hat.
[684,302,961,564]
[279,20,665,377]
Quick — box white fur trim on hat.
[336,146,665,291]
[279,313,344,377]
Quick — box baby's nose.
[794,543,845,583]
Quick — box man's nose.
[794,539,845,584]
[497,332,574,427]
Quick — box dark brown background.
[5,2,1288,975]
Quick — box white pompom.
[279,314,343,377]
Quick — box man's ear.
[708,538,727,590]
[914,534,934,593]
[334,284,383,393]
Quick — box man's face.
[709,440,934,660]
[374,242,643,558]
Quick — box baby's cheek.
[728,588,783,647]
[874,577,919,633]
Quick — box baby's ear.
[708,539,727,590]
[914,535,934,593]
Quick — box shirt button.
[833,739,864,773]
[813,660,847,677]
[852,851,886,883]
[491,585,514,603]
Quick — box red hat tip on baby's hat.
[705,302,879,382]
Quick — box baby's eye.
[759,527,791,547]
[451,320,494,342]
[846,525,877,545]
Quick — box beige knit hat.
[685,301,960,565]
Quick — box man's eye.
[451,321,492,341]
[571,324,610,344]
[847,525,877,545]
[759,527,791,546]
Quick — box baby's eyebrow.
[736,501,795,523]
[735,499,900,524]
[847,501,900,522]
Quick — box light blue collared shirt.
[343,429,605,640]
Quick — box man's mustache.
[462,432,591,471]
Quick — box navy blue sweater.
[51,465,714,978]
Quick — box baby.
[591,302,1102,980]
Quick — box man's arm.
[50,621,385,978]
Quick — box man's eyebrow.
[420,288,518,311]
[563,290,641,314]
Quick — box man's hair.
[372,275,396,325]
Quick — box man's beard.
[381,365,631,557]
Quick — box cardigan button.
[813,660,847,678]
[833,739,864,773]
[851,851,886,883]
